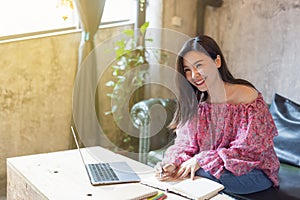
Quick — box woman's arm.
[163,119,199,167]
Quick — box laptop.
[71,126,141,185]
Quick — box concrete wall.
[161,0,300,103]
[205,0,300,103]
[162,0,197,37]
[0,24,131,196]
[0,33,78,196]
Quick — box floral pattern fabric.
[164,93,280,186]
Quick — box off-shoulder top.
[164,93,280,186]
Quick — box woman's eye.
[184,68,191,73]
[195,64,202,68]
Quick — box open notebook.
[107,183,159,200]
[71,126,141,185]
[142,176,224,200]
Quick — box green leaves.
[123,29,134,37]
[105,22,151,151]
[140,21,149,35]
[105,81,115,87]
[106,22,151,107]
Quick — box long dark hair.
[169,35,255,129]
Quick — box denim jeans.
[195,168,273,194]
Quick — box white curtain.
[72,0,106,147]
[74,0,106,64]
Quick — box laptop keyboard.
[88,163,119,182]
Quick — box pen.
[160,163,164,178]
[160,151,165,178]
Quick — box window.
[101,0,136,24]
[0,0,136,39]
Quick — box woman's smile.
[194,78,206,86]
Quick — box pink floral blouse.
[164,93,280,186]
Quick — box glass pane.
[0,0,76,37]
[101,0,136,23]
[0,0,135,38]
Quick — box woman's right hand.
[154,162,177,181]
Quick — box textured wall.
[205,0,300,103]
[0,33,78,195]
[0,25,132,196]
[163,0,197,37]
[162,0,300,103]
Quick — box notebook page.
[169,177,224,200]
[109,183,158,200]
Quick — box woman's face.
[183,51,221,92]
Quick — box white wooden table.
[6,146,186,200]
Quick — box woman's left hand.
[173,157,200,180]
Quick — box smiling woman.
[155,35,280,195]
[0,0,136,40]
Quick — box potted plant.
[104,22,152,153]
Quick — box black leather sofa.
[131,98,300,200]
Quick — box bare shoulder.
[231,84,258,104]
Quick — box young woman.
[155,35,280,194]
